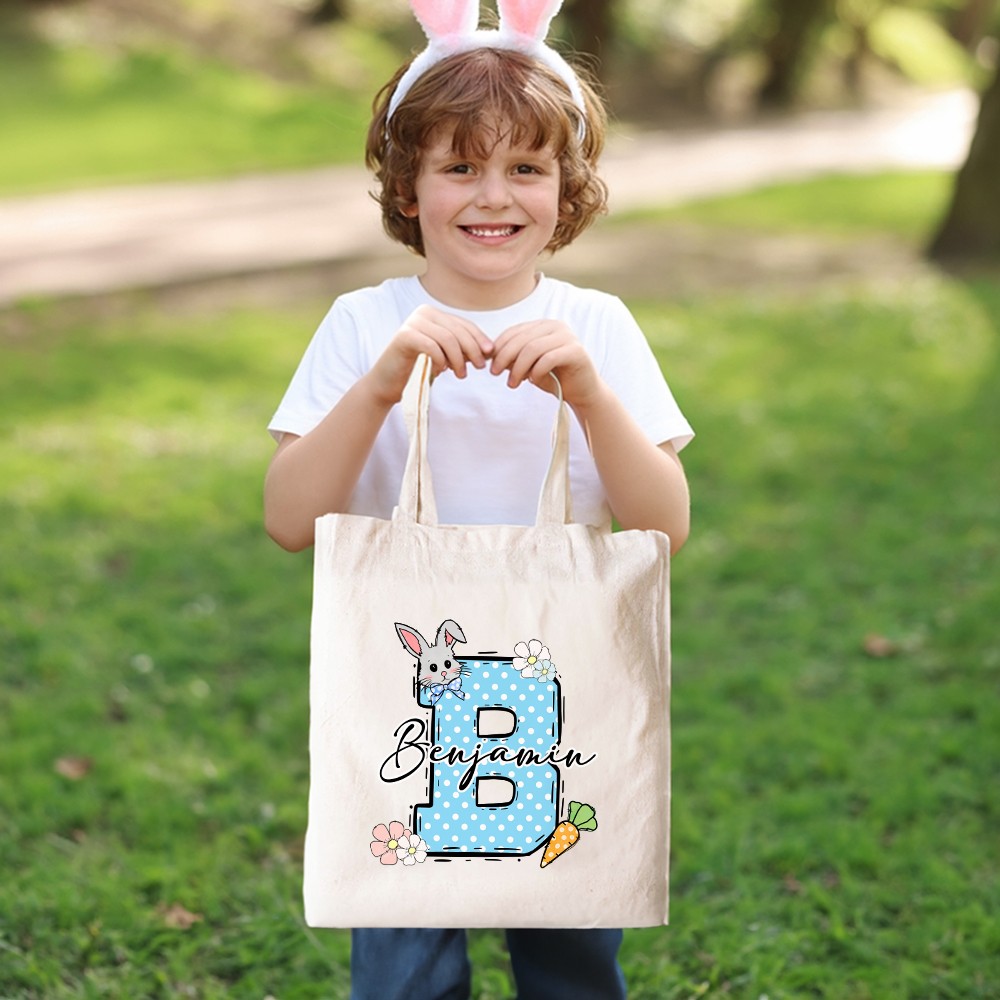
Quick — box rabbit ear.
[497,0,563,40]
[437,619,467,648]
[396,623,428,656]
[409,0,480,42]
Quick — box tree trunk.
[948,0,996,51]
[929,63,1000,260]
[841,22,870,99]
[757,0,831,108]
[562,0,617,65]
[307,0,345,25]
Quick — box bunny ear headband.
[387,0,588,135]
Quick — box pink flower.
[370,821,410,865]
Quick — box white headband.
[387,0,588,135]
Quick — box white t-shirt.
[269,275,693,527]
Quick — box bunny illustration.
[395,620,469,704]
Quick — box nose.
[475,168,513,210]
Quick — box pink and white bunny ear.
[436,619,467,649]
[497,0,586,129]
[396,623,428,657]
[497,0,563,42]
[496,0,586,133]
[386,0,588,135]
[409,0,480,43]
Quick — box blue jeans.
[350,928,627,1000]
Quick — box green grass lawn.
[1,176,999,998]
[0,22,382,195]
[628,171,956,241]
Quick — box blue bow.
[427,678,467,705]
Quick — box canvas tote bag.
[304,356,671,928]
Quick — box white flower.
[514,639,550,678]
[534,659,557,682]
[396,834,428,866]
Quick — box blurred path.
[0,89,976,306]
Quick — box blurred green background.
[2,1,999,997]
[3,0,999,195]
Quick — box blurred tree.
[948,0,996,49]
[837,0,879,97]
[307,0,346,24]
[929,60,1000,257]
[562,0,618,64]
[757,0,834,106]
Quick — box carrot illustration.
[540,801,597,868]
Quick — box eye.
[429,663,438,672]
[447,163,473,175]
[444,660,452,669]
[515,163,540,175]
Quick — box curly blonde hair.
[366,47,608,256]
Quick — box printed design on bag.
[513,639,558,682]
[540,801,598,868]
[370,820,428,866]
[395,620,470,705]
[373,619,598,867]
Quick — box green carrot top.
[567,801,598,831]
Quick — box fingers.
[490,321,537,385]
[490,322,572,390]
[491,321,602,405]
[381,312,596,405]
[368,306,493,406]
[402,305,493,379]
[507,339,567,390]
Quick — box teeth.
[465,226,517,237]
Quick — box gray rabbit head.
[395,619,468,690]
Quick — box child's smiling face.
[404,126,561,310]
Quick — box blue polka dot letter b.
[415,654,560,857]
[392,622,567,860]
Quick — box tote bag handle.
[395,355,572,528]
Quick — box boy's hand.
[491,320,602,408]
[367,305,494,406]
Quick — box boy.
[265,3,692,996]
